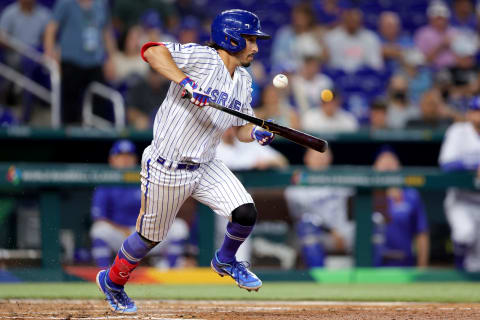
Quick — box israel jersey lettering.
[142,42,255,164]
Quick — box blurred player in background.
[285,149,355,268]
[96,9,274,313]
[372,146,429,267]
[90,140,189,269]
[439,97,480,271]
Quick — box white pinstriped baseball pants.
[136,148,254,242]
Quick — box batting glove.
[180,77,210,107]
[251,122,275,146]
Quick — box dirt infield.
[1,299,480,320]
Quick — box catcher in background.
[285,148,355,268]
[439,97,480,271]
[372,146,430,267]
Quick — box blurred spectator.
[285,148,355,268]
[439,96,480,272]
[44,0,117,125]
[372,146,429,268]
[138,9,176,44]
[313,0,343,28]
[433,68,474,118]
[0,0,50,48]
[290,55,333,113]
[406,89,453,129]
[216,127,288,171]
[255,84,300,130]
[126,67,170,130]
[386,74,420,129]
[433,69,455,105]
[414,1,460,70]
[401,48,433,104]
[378,11,413,73]
[324,7,383,72]
[90,140,190,269]
[450,0,477,32]
[104,25,149,86]
[301,89,358,133]
[270,2,323,73]
[369,98,388,130]
[112,1,176,37]
[177,16,200,44]
[0,0,51,124]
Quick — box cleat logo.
[119,272,129,278]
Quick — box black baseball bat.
[182,91,328,153]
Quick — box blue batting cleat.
[211,251,262,292]
[96,269,137,313]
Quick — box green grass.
[1,282,480,302]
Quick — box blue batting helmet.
[211,9,270,53]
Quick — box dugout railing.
[0,163,477,277]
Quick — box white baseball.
[273,74,288,88]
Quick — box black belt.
[157,157,200,171]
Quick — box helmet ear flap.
[221,30,246,52]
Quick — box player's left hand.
[251,122,275,146]
[180,76,210,107]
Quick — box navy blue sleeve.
[91,187,111,221]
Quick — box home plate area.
[1,300,480,320]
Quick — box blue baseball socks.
[217,221,253,263]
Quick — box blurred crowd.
[0,0,479,131]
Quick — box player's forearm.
[103,26,117,57]
[144,46,186,84]
[236,123,256,142]
[416,232,429,268]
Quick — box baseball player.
[372,146,429,267]
[439,97,480,271]
[285,149,355,267]
[90,140,189,269]
[96,9,273,313]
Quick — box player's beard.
[241,54,255,67]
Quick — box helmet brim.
[241,31,271,39]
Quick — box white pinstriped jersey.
[147,42,255,164]
[136,41,255,242]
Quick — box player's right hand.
[180,76,210,107]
